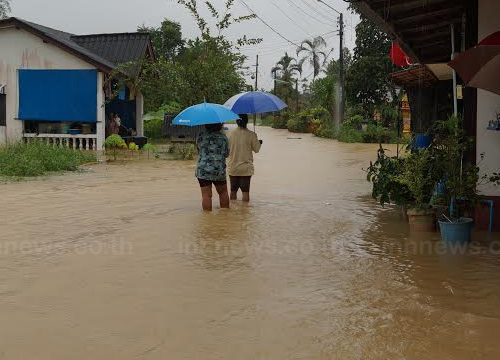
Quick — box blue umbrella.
[224,91,287,114]
[172,102,240,127]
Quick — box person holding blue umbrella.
[173,102,239,211]
[224,91,286,202]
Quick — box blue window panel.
[18,69,97,123]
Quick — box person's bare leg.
[200,185,213,211]
[242,192,250,202]
[230,191,238,200]
[215,183,230,209]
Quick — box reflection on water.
[0,127,499,359]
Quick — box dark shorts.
[197,178,227,188]
[230,176,252,193]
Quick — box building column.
[136,92,144,136]
[96,72,106,151]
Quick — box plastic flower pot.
[407,208,437,232]
[438,218,474,243]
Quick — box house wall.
[0,26,104,145]
[477,0,500,197]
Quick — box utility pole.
[317,0,345,128]
[254,54,259,130]
[339,12,345,127]
[296,79,299,111]
[273,70,277,94]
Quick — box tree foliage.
[297,36,328,81]
[109,0,260,113]
[138,19,184,61]
[346,11,397,109]
[0,0,11,19]
[271,53,302,107]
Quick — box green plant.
[366,146,413,207]
[144,118,163,139]
[0,141,95,177]
[337,123,363,143]
[287,111,309,133]
[272,111,290,129]
[128,142,139,151]
[397,148,441,210]
[104,135,127,161]
[362,123,395,144]
[176,143,196,160]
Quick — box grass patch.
[0,141,96,177]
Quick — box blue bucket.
[414,135,431,150]
[439,218,474,243]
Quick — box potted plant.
[366,146,414,219]
[397,147,441,232]
[428,116,481,243]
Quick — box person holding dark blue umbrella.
[224,91,287,202]
[227,114,262,202]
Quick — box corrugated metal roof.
[0,17,152,72]
[72,33,151,66]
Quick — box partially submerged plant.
[104,135,127,161]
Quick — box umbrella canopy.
[172,102,239,127]
[224,91,287,115]
[449,31,500,95]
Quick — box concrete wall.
[478,0,500,196]
[0,26,101,144]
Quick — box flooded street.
[1,126,500,359]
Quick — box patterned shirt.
[195,131,230,181]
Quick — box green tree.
[346,12,397,110]
[138,19,184,61]
[271,53,302,106]
[0,0,11,19]
[297,36,327,81]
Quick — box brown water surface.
[1,126,500,359]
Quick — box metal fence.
[162,114,203,142]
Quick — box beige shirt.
[228,127,262,176]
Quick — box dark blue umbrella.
[224,91,287,114]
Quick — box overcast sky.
[10,0,359,90]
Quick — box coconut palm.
[0,0,10,19]
[297,36,328,81]
[271,53,302,105]
[271,53,302,82]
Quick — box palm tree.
[297,36,328,81]
[0,0,11,19]
[271,53,302,105]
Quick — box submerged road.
[1,126,500,359]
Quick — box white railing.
[23,133,98,151]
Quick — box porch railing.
[23,133,98,151]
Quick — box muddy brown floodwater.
[1,126,500,359]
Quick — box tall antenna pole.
[339,13,345,126]
[254,55,259,130]
[317,0,345,128]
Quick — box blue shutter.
[18,69,98,123]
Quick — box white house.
[0,17,154,150]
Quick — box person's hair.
[237,114,249,128]
[205,123,223,133]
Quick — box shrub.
[128,142,139,151]
[271,111,290,129]
[337,124,363,143]
[144,118,163,139]
[176,143,196,160]
[287,118,308,133]
[104,135,127,161]
[0,141,95,177]
[362,124,396,144]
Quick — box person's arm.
[252,133,262,153]
[224,136,230,158]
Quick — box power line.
[269,0,313,37]
[284,0,333,26]
[238,30,337,51]
[299,0,336,23]
[238,0,301,47]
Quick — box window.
[0,94,6,127]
